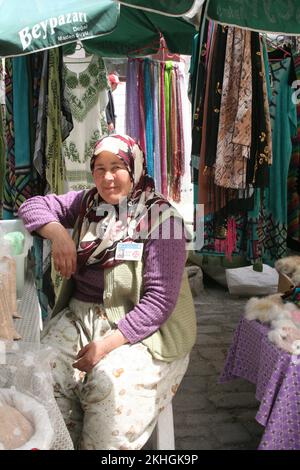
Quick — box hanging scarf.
[138,61,146,155]
[164,61,173,177]
[160,62,168,197]
[204,24,228,168]
[214,27,252,189]
[153,61,161,193]
[76,134,180,269]
[33,51,49,191]
[246,33,270,188]
[45,49,65,194]
[125,59,140,142]
[170,65,184,202]
[144,59,154,178]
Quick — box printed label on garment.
[115,242,143,261]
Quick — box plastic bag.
[225,264,279,296]
[0,341,74,450]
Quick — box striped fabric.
[125,58,185,201]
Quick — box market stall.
[1,0,300,451]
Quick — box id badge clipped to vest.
[115,242,144,261]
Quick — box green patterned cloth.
[0,103,5,218]
[62,55,109,191]
[0,61,4,217]
[45,49,66,194]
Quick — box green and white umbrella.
[126,0,300,35]
[1,0,300,58]
[0,0,120,57]
[118,0,199,16]
[207,0,300,35]
[0,0,199,58]
[82,6,197,57]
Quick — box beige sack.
[0,278,21,340]
[0,256,19,318]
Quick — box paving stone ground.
[173,276,265,450]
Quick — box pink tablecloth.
[220,317,300,450]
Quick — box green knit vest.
[51,216,197,362]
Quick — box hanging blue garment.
[13,57,30,168]
[143,58,154,178]
[263,57,297,263]
[4,56,32,218]
[152,61,161,192]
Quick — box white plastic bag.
[225,264,279,296]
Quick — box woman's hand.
[38,222,77,278]
[72,340,108,372]
[73,330,128,373]
[52,229,77,278]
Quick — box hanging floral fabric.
[62,55,109,190]
[0,60,5,219]
[196,24,251,258]
[246,33,272,188]
[203,24,228,169]
[234,38,273,265]
[192,21,279,264]
[31,52,53,319]
[45,49,66,195]
[190,21,211,188]
[28,49,71,319]
[214,27,252,190]
[31,51,49,194]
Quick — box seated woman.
[18,134,196,450]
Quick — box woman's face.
[92,151,133,204]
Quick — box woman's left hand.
[72,330,128,373]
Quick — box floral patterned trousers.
[41,298,189,450]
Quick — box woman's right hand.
[38,222,77,279]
